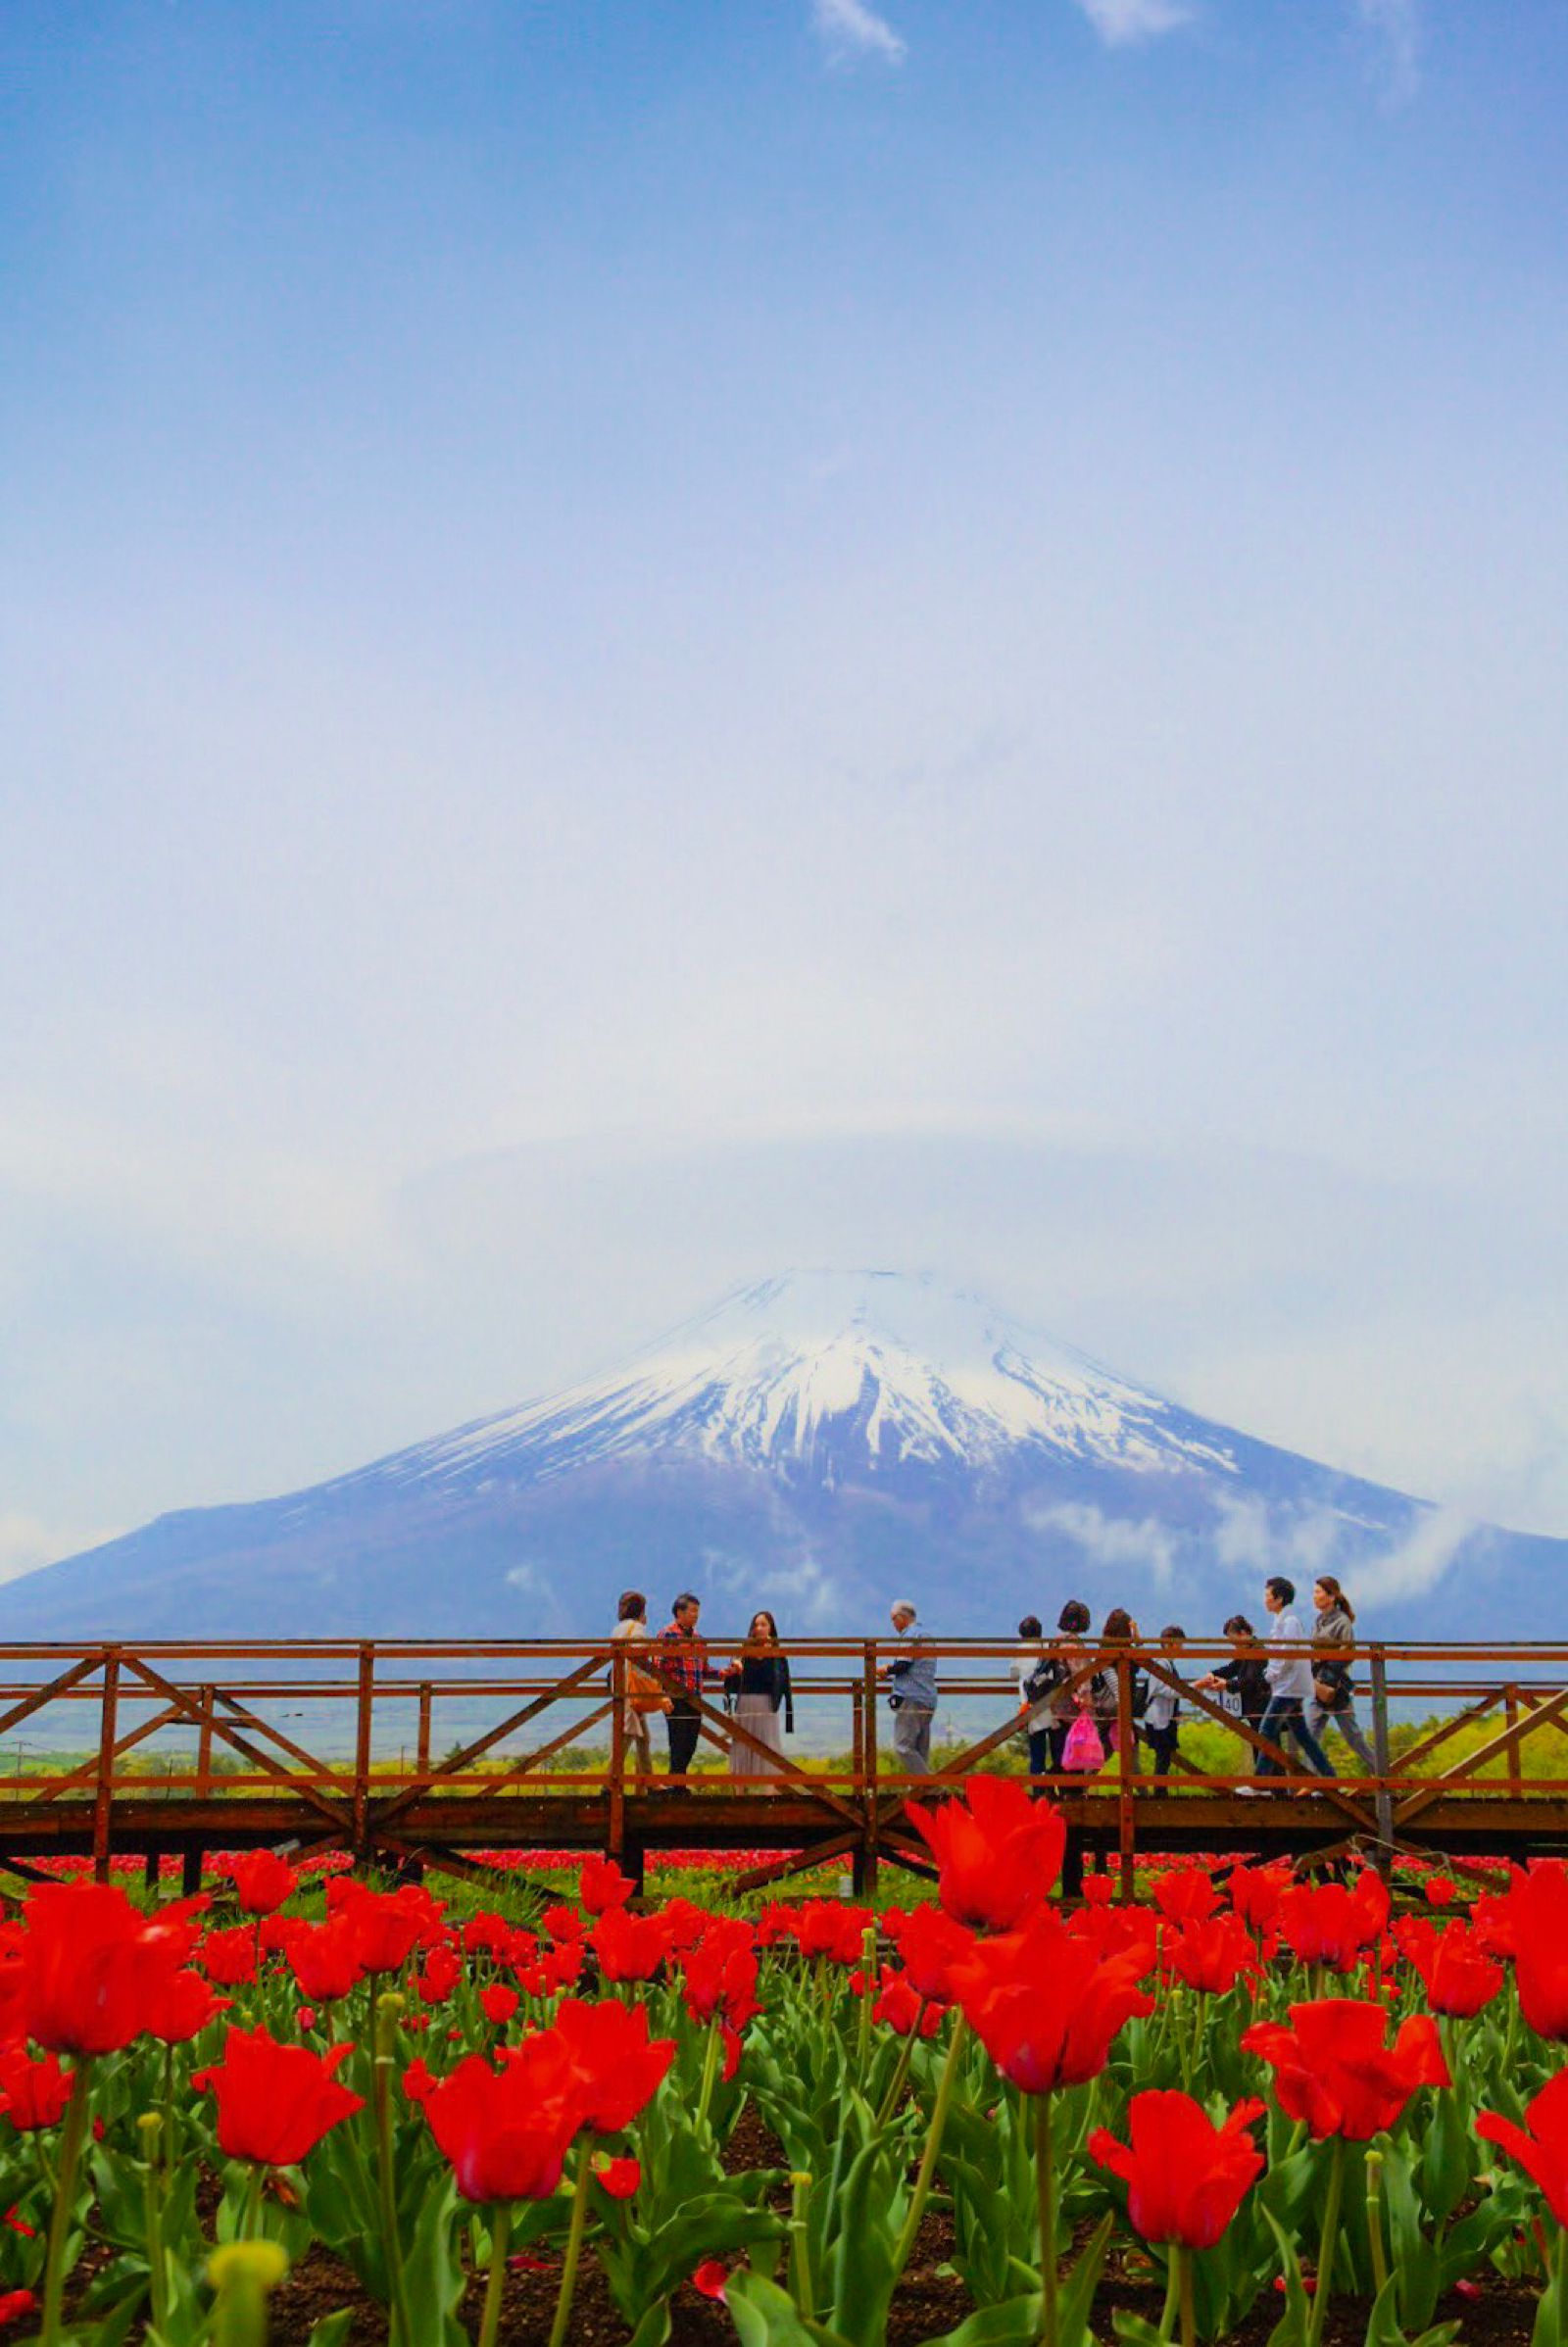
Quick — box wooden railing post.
[1505,1685,1522,1798]
[196,1685,215,1797]
[609,1646,626,1864]
[859,1640,880,1898]
[92,1648,121,1883]
[416,1682,433,1777]
[353,1643,374,1861]
[1370,1647,1394,1875]
[1116,1650,1136,1902]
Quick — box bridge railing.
[0,1638,1565,1892]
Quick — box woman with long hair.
[1305,1574,1376,1774]
[724,1610,794,1786]
[609,1589,666,1786]
[1096,1607,1140,1749]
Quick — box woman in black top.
[724,1610,794,1785]
[1195,1614,1270,1781]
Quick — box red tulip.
[193,2025,364,2166]
[424,2037,582,2202]
[1500,1865,1568,2039]
[1166,1915,1259,1998]
[951,1909,1154,2093]
[283,1916,365,2004]
[776,1900,872,1966]
[479,1985,518,2027]
[871,1968,943,2036]
[906,1778,1065,1932]
[0,2047,74,2130]
[403,2057,436,2105]
[681,1932,760,2030]
[1227,1863,1290,1935]
[885,1906,975,2003]
[222,1851,299,1917]
[577,1856,635,1916]
[199,1926,259,1987]
[1478,2070,1568,2225]
[596,2155,641,2199]
[144,1967,230,2045]
[1242,1999,1448,2140]
[416,1944,463,2005]
[1088,2090,1266,2248]
[691,2260,729,2301]
[1393,1919,1503,2019]
[541,1903,586,1944]
[0,2291,35,2327]
[591,1907,671,1984]
[1276,1875,1390,1973]
[1152,1870,1220,1928]
[550,1996,675,2132]
[328,1882,436,1977]
[15,1884,198,2056]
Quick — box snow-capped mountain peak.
[373,1269,1240,1491]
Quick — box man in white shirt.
[1253,1576,1334,1784]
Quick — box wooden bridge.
[1,1638,1566,1900]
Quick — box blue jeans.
[1255,1694,1333,1778]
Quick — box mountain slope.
[2,1270,1558,1642]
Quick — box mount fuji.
[3,1270,1561,1642]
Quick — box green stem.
[892,2013,967,2275]
[1307,2137,1347,2347]
[140,2117,170,2336]
[242,2165,264,2242]
[1156,2251,1182,2343]
[547,2150,593,2347]
[855,1924,877,2081]
[39,2058,92,2347]
[1178,2243,1196,2347]
[373,1995,415,2347]
[1365,2148,1389,2300]
[694,2014,724,2132]
[1036,2090,1059,2347]
[788,2171,815,2319]
[1556,2223,1568,2331]
[874,2009,924,2128]
[163,2039,177,2180]
[477,2203,512,2347]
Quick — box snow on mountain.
[1,1270,1560,1643]
[373,1271,1239,1491]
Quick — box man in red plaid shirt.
[659,1592,722,1782]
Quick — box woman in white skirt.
[724,1610,794,1786]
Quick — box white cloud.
[1354,0,1420,106]
[812,0,906,66]
[1212,1492,1345,1581]
[0,1514,110,1587]
[1069,0,1195,49]
[1353,1508,1475,1605]
[1024,1499,1177,1586]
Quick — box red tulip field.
[1,1783,1565,2347]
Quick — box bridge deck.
[0,1636,1564,1896]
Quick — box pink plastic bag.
[1061,1711,1105,1772]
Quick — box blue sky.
[3,0,1567,1574]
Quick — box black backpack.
[1022,1654,1063,1707]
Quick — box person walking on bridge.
[659,1591,721,1784]
[1305,1574,1377,1774]
[1253,1576,1334,1785]
[878,1599,938,1776]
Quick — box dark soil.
[55,2117,1546,2346]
